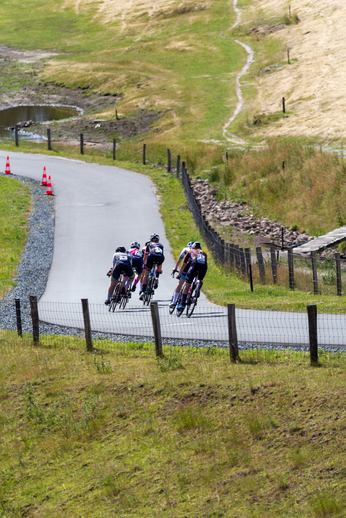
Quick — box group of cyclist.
[104,233,164,305]
[105,234,208,313]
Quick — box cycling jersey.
[184,250,208,283]
[144,241,165,270]
[145,241,164,256]
[112,251,132,267]
[179,246,190,260]
[127,248,144,275]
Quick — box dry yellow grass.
[247,0,346,142]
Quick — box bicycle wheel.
[145,278,154,305]
[110,285,121,312]
[120,292,128,309]
[186,296,197,318]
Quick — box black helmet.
[116,246,126,253]
[150,233,159,243]
[192,242,202,249]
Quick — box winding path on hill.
[221,0,254,142]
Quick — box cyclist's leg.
[177,264,196,309]
[170,273,186,307]
[105,265,121,304]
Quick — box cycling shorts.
[145,252,165,271]
[185,262,207,284]
[111,262,135,282]
[131,256,143,275]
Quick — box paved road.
[2,151,345,347]
[1,150,210,305]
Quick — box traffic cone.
[5,156,11,174]
[45,175,53,195]
[41,166,47,186]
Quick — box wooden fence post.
[15,126,19,147]
[282,97,286,113]
[288,247,295,290]
[47,128,51,151]
[228,304,239,363]
[167,149,171,172]
[15,298,22,337]
[81,299,93,352]
[113,138,116,160]
[245,248,253,291]
[311,251,318,295]
[336,253,342,296]
[150,302,163,357]
[80,133,84,155]
[270,244,277,284]
[307,304,318,365]
[143,143,146,165]
[256,246,265,282]
[177,155,180,176]
[29,295,39,344]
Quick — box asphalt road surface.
[2,150,345,347]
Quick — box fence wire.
[1,299,346,350]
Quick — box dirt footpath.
[251,0,346,142]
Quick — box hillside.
[1,333,346,517]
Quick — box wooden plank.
[256,246,265,282]
[288,247,295,290]
[311,251,318,295]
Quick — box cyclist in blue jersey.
[105,246,135,305]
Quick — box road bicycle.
[142,264,158,306]
[169,270,182,315]
[108,274,131,311]
[176,276,200,318]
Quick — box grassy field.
[1,332,346,517]
[0,175,31,299]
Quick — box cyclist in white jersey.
[105,247,135,305]
[176,242,207,311]
[170,241,194,308]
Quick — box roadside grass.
[0,175,31,299]
[1,331,346,516]
[1,140,346,311]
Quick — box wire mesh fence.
[1,298,346,356]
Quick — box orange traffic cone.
[5,156,11,174]
[41,166,47,186]
[45,175,53,195]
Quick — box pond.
[0,105,80,139]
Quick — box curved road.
[2,151,345,347]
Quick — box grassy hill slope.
[1,333,346,517]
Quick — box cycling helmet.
[116,246,126,253]
[187,241,195,247]
[131,241,140,249]
[191,242,202,249]
[150,233,159,243]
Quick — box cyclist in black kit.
[139,233,165,300]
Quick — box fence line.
[2,298,346,364]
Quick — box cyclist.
[176,242,207,312]
[170,241,194,308]
[127,241,143,292]
[105,246,135,305]
[139,233,165,300]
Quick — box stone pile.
[10,120,38,130]
[192,179,313,249]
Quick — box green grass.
[1,331,346,517]
[0,175,31,298]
